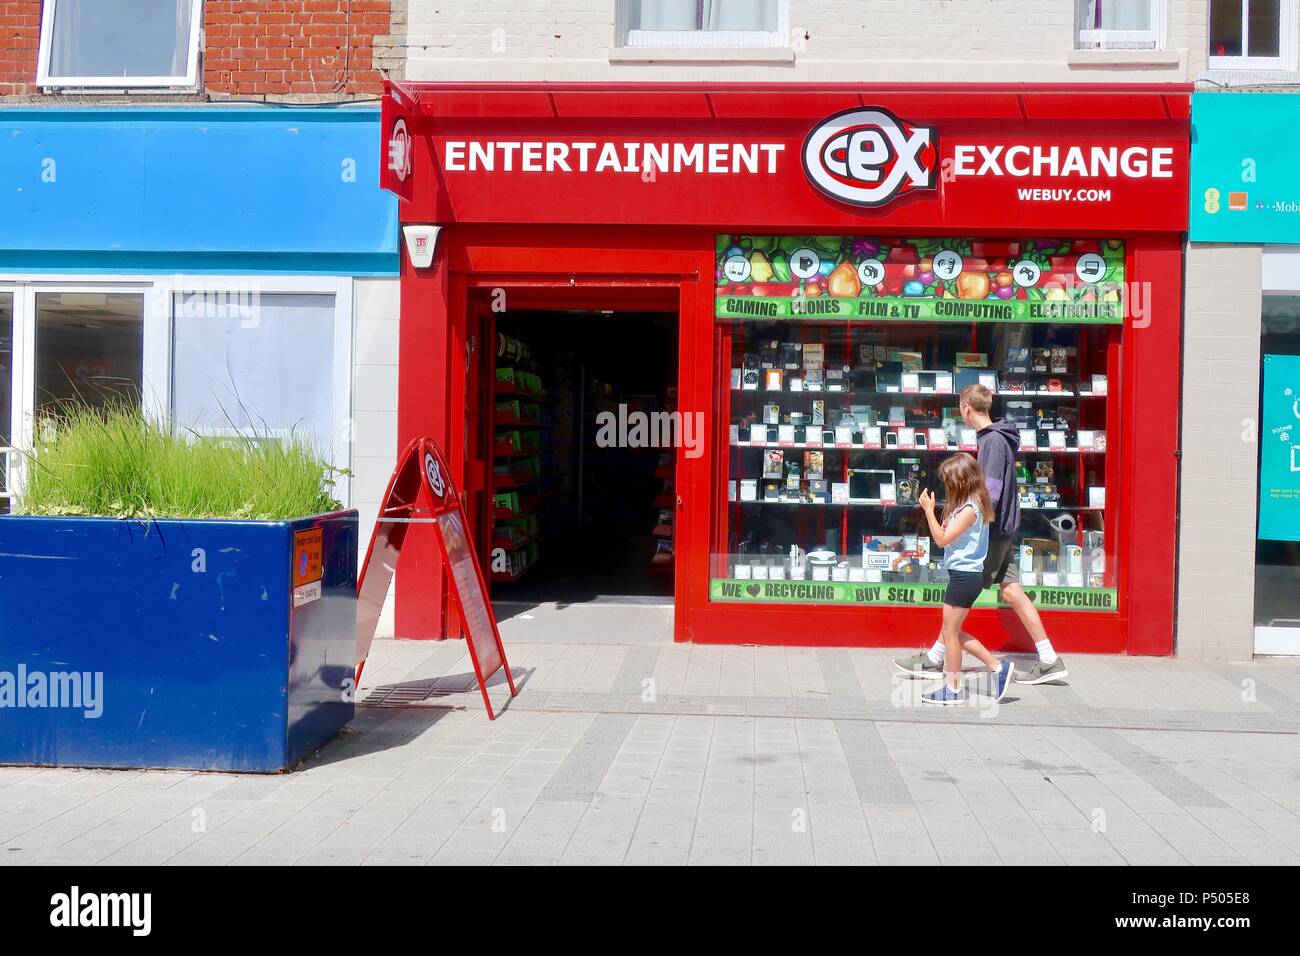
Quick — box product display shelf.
[730,439,1106,453]
[494,383,552,403]
[493,500,539,522]
[650,514,675,572]
[493,413,547,428]
[731,386,1106,399]
[492,529,540,552]
[649,387,678,574]
[491,345,551,584]
[730,497,1103,511]
[718,319,1116,593]
[493,444,549,459]
[490,559,536,584]
[493,472,541,490]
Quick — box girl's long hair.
[939,452,995,525]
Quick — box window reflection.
[35,292,144,413]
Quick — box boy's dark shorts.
[981,536,1019,590]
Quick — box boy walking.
[895,383,1068,684]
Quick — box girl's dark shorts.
[944,570,984,609]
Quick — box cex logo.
[424,452,445,498]
[388,118,412,182]
[802,108,938,208]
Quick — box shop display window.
[710,235,1120,613]
[34,291,144,414]
[172,292,338,451]
[1256,295,1300,639]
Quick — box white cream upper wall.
[401,0,1200,83]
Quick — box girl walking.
[917,453,1015,706]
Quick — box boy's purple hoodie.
[977,418,1021,540]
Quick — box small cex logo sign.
[388,117,413,183]
[424,452,445,498]
[802,107,938,208]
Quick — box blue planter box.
[0,511,358,772]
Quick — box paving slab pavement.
[2,636,1299,866]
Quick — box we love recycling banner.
[715,235,1125,324]
[710,578,1119,612]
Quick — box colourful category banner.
[710,578,1119,613]
[1259,354,1300,541]
[1190,93,1300,244]
[714,235,1125,324]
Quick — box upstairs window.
[37,0,202,90]
[1209,0,1296,70]
[619,0,788,49]
[1075,0,1165,50]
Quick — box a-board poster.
[435,508,505,681]
[355,438,516,718]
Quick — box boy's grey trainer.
[1015,657,1068,685]
[893,651,943,678]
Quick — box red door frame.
[462,298,494,601]
[398,225,715,644]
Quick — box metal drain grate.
[360,680,458,707]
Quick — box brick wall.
[1177,243,1263,662]
[0,1,40,96]
[205,0,393,99]
[0,0,400,102]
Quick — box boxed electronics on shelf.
[714,235,1117,615]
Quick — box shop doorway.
[484,308,679,609]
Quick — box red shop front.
[381,82,1189,655]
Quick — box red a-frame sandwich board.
[355,437,517,719]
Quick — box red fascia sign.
[356,437,517,719]
[382,83,1191,234]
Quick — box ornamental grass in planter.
[18,404,343,520]
[0,404,360,772]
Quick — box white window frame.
[36,0,204,91]
[0,284,18,510]
[1208,0,1298,71]
[617,0,789,49]
[0,274,355,509]
[2,278,154,509]
[1076,0,1166,50]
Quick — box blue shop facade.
[0,105,399,513]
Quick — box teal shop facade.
[1181,93,1300,659]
